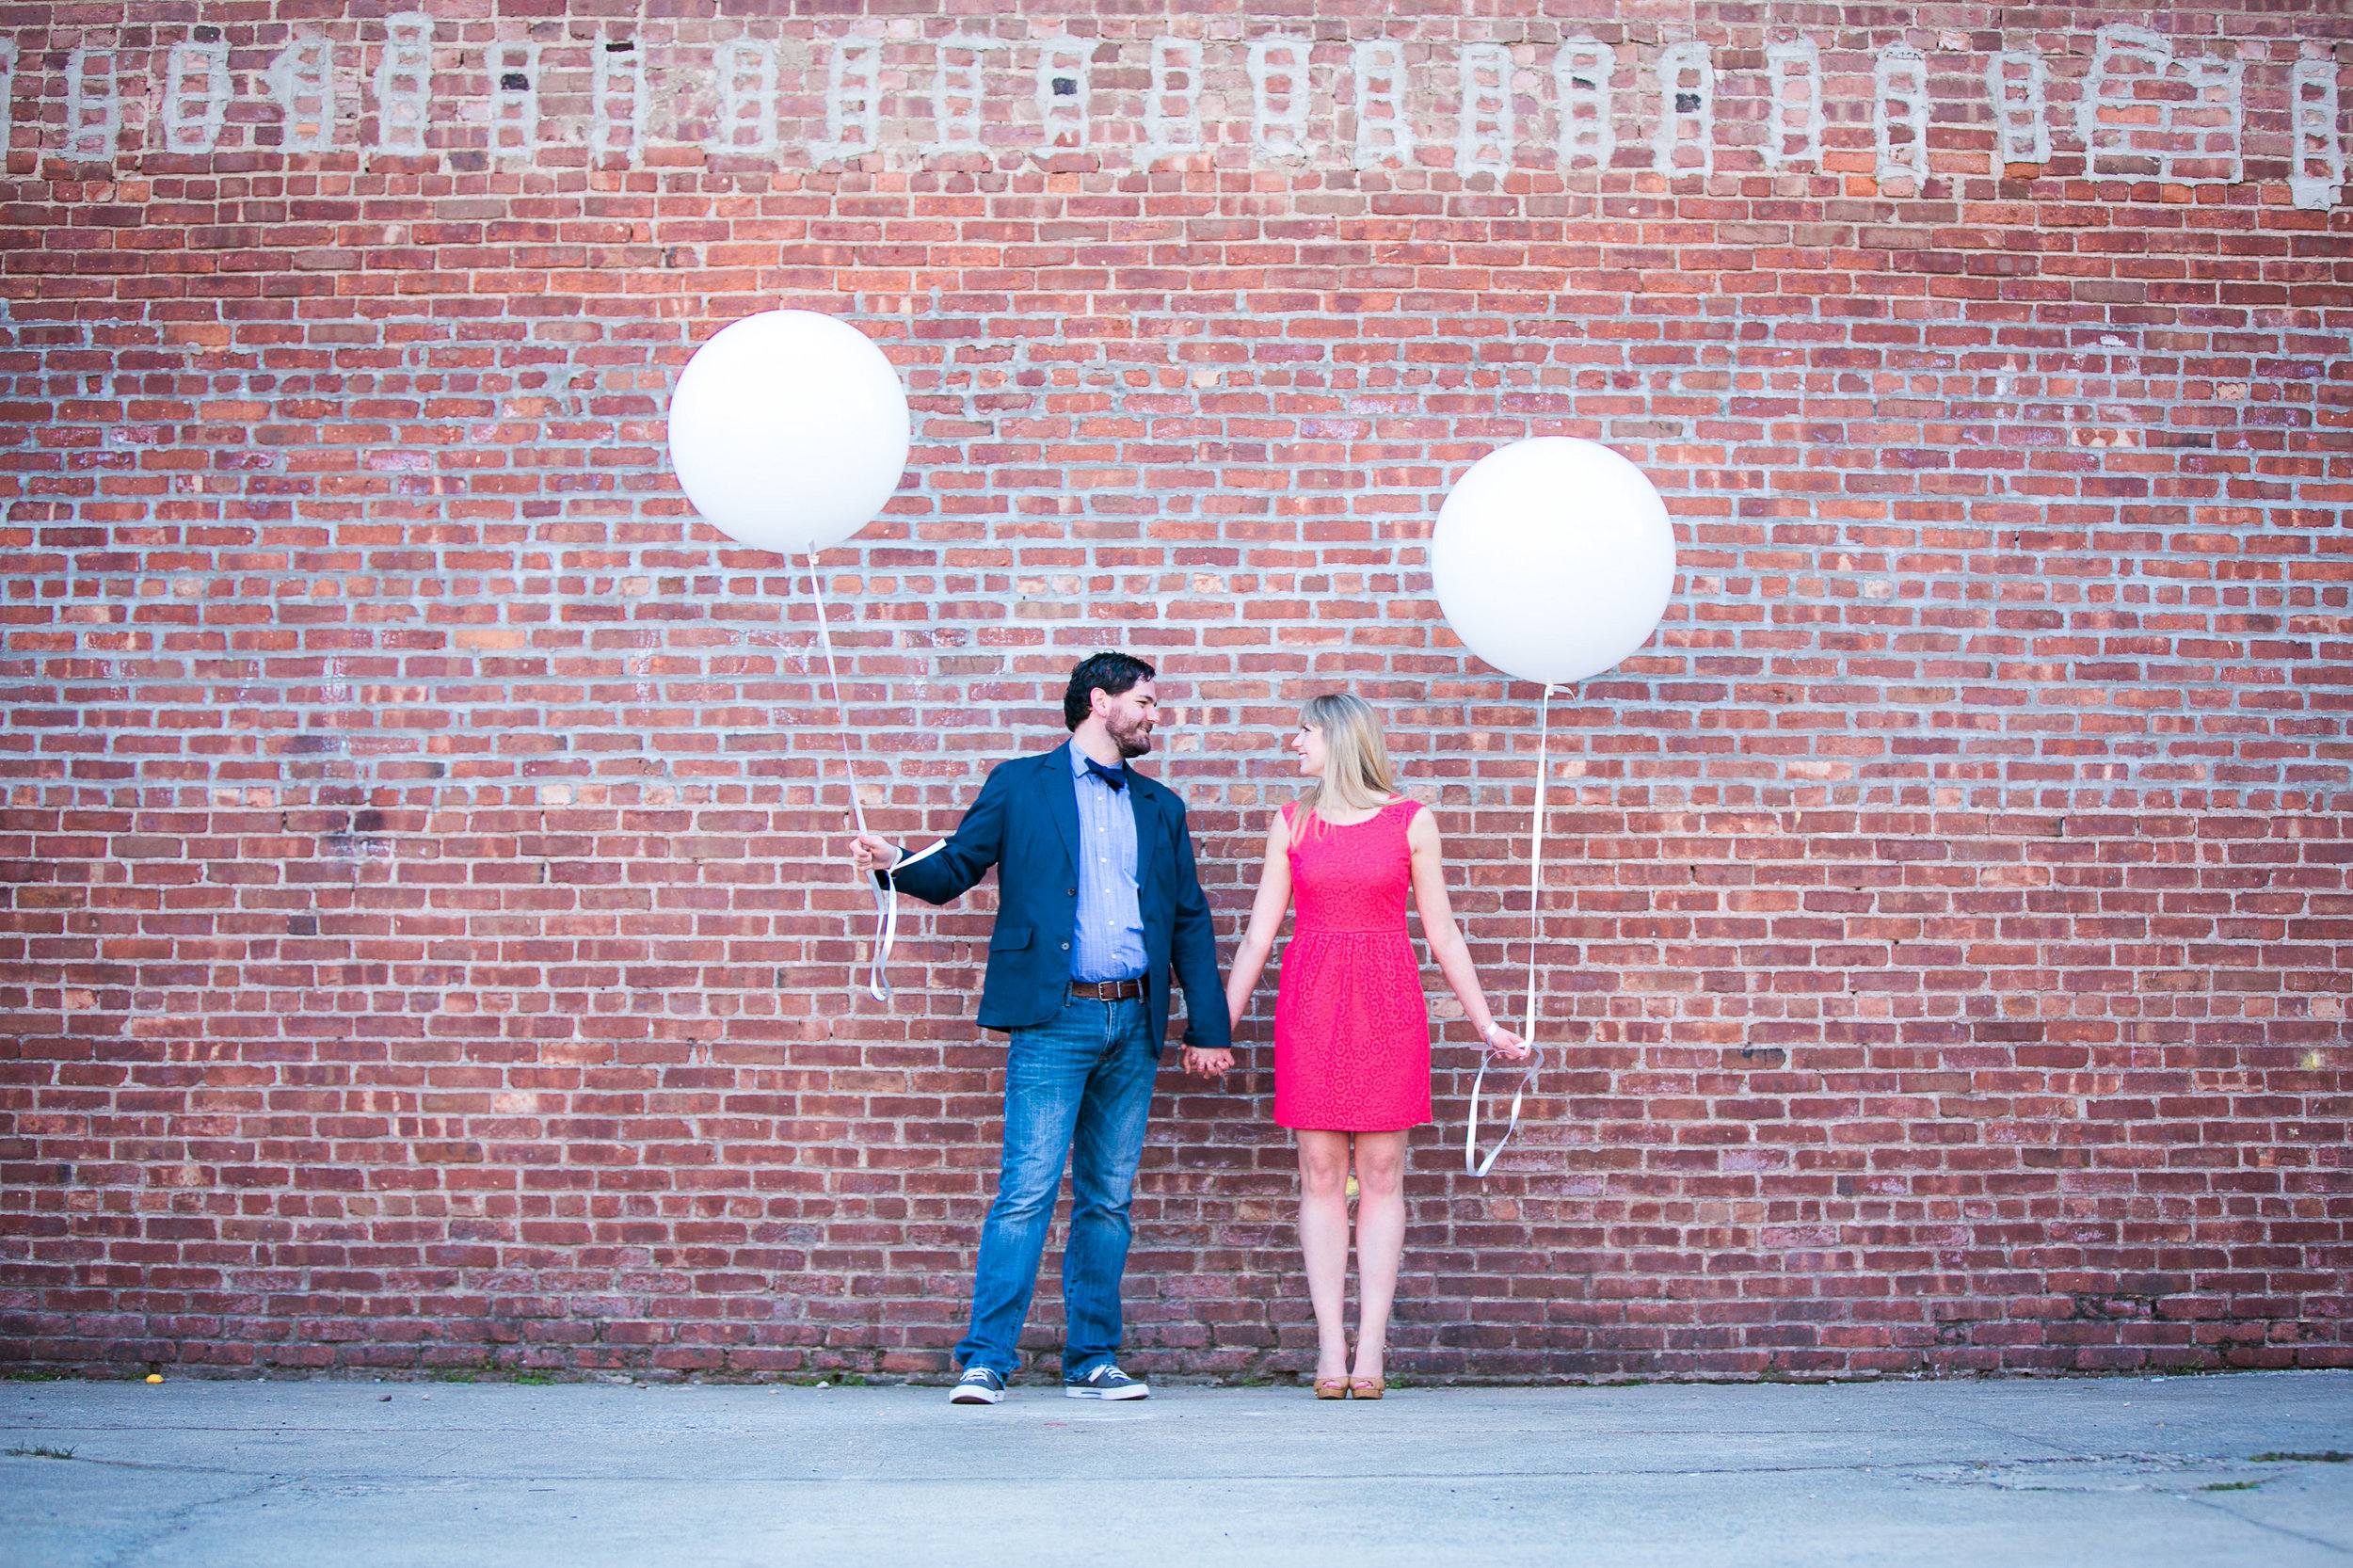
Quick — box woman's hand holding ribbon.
[1479,1018,1530,1062]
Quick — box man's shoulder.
[981,743,1068,785]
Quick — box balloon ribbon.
[1466,681,1550,1177]
[799,550,939,1003]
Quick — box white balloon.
[1431,438,1677,687]
[667,311,910,555]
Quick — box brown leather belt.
[1068,978,1145,1001]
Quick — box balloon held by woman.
[1426,436,1679,1176]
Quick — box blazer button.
[1061,941,1070,951]
[1066,888,1076,896]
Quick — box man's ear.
[1087,686,1112,720]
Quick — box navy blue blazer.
[880,742,1229,1055]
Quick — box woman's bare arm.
[1407,806,1529,1059]
[1224,810,1295,1032]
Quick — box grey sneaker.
[1064,1363,1149,1400]
[949,1367,1006,1405]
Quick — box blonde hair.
[1295,693,1401,830]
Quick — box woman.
[1225,693,1529,1400]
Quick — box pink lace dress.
[1273,798,1431,1131]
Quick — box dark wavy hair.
[1063,652,1156,731]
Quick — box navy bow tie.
[1084,758,1128,792]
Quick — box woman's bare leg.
[1349,1130,1409,1383]
[1295,1129,1353,1381]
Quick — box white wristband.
[1480,1019,1505,1046]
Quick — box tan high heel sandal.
[1349,1376,1385,1400]
[1313,1377,1349,1400]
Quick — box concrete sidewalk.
[3,1371,2347,1566]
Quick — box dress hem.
[1275,1119,1429,1134]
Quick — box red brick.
[0,1,2347,1385]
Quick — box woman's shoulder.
[1393,796,1434,840]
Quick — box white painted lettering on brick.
[1455,42,1512,179]
[1764,38,1821,169]
[1036,37,1091,153]
[1352,40,1414,169]
[0,24,2318,198]
[2078,24,2243,184]
[267,35,336,152]
[813,35,883,165]
[165,40,231,154]
[593,35,647,162]
[2290,57,2344,210]
[708,38,778,155]
[1986,49,2050,167]
[489,41,538,166]
[1652,41,1712,179]
[1554,39,1614,169]
[1140,37,1205,166]
[930,36,997,155]
[66,46,122,161]
[1248,36,1313,160]
[1874,43,1929,186]
[374,13,434,157]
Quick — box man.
[850,652,1232,1405]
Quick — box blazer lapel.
[1040,743,1080,871]
[1131,775,1164,917]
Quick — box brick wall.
[3,1,2348,1384]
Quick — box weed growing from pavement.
[2201,1481,2261,1492]
[8,1446,75,1460]
[2250,1451,2350,1464]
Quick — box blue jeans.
[955,991,1158,1380]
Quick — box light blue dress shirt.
[1069,746,1147,983]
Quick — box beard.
[1107,710,1154,760]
